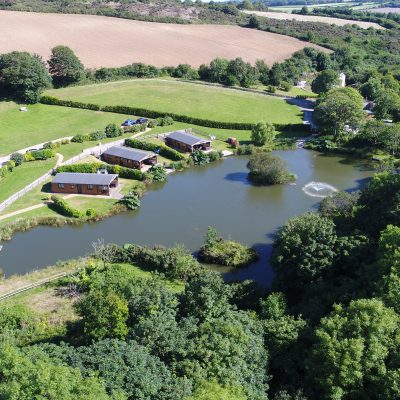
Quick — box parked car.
[136,118,148,124]
[122,119,136,127]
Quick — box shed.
[165,130,212,153]
[102,146,157,170]
[52,172,119,196]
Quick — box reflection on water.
[0,150,374,286]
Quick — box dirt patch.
[0,10,329,68]
[242,10,383,29]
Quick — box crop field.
[243,9,383,29]
[372,7,400,13]
[268,1,380,12]
[0,102,132,156]
[46,80,303,125]
[0,10,327,68]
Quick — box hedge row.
[40,96,252,130]
[40,96,309,133]
[125,138,185,161]
[56,162,146,180]
[50,195,84,218]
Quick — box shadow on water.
[224,172,250,185]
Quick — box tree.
[48,45,84,87]
[373,89,400,121]
[10,152,24,166]
[314,87,365,137]
[0,51,51,103]
[0,345,110,400]
[119,192,141,210]
[255,59,269,85]
[227,58,257,88]
[208,58,229,83]
[383,123,400,155]
[251,121,276,147]
[149,165,167,182]
[360,76,383,100]
[356,172,400,236]
[311,70,340,94]
[358,119,388,147]
[187,381,247,400]
[248,14,260,29]
[77,290,129,342]
[272,213,338,288]
[308,299,400,400]
[247,153,295,185]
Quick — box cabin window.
[58,183,64,189]
[87,184,93,190]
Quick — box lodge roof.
[166,130,210,146]
[52,172,118,186]
[103,146,156,162]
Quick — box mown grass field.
[46,80,304,125]
[0,101,132,156]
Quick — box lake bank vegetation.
[0,170,399,399]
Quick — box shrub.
[119,193,141,210]
[43,141,61,149]
[71,134,85,143]
[157,116,174,126]
[198,226,258,267]
[191,150,210,165]
[29,149,55,160]
[105,123,123,138]
[147,119,158,128]
[247,153,296,185]
[149,165,167,182]
[61,139,70,145]
[23,152,35,162]
[10,153,24,166]
[86,208,97,218]
[50,195,85,218]
[125,139,185,161]
[280,81,292,92]
[251,121,276,147]
[89,130,106,141]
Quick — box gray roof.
[53,173,118,186]
[103,146,156,162]
[166,130,210,146]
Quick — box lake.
[0,149,373,286]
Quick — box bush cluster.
[198,227,259,267]
[124,138,185,161]
[50,195,84,218]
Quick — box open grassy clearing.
[0,158,56,203]
[46,80,304,125]
[243,9,383,29]
[0,10,327,68]
[0,101,132,156]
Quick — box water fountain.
[302,181,338,198]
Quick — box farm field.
[242,9,383,28]
[268,1,380,12]
[0,10,328,68]
[372,7,400,13]
[0,101,132,156]
[46,80,303,125]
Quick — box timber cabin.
[52,173,119,196]
[165,130,212,153]
[102,146,157,170]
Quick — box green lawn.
[0,101,132,156]
[45,79,303,125]
[0,159,56,204]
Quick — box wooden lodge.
[102,146,157,170]
[165,130,212,153]
[52,173,119,196]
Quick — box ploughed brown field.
[0,10,329,68]
[242,10,383,29]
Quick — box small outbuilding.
[102,146,157,170]
[52,172,119,196]
[165,130,212,153]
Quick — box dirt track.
[0,10,328,68]
[242,10,383,29]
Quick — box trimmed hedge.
[50,195,84,218]
[125,138,185,161]
[56,162,146,180]
[40,95,308,133]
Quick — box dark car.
[122,119,136,127]
[136,118,148,124]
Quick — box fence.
[0,137,130,214]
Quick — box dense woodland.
[1,171,400,399]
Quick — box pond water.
[0,150,373,286]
